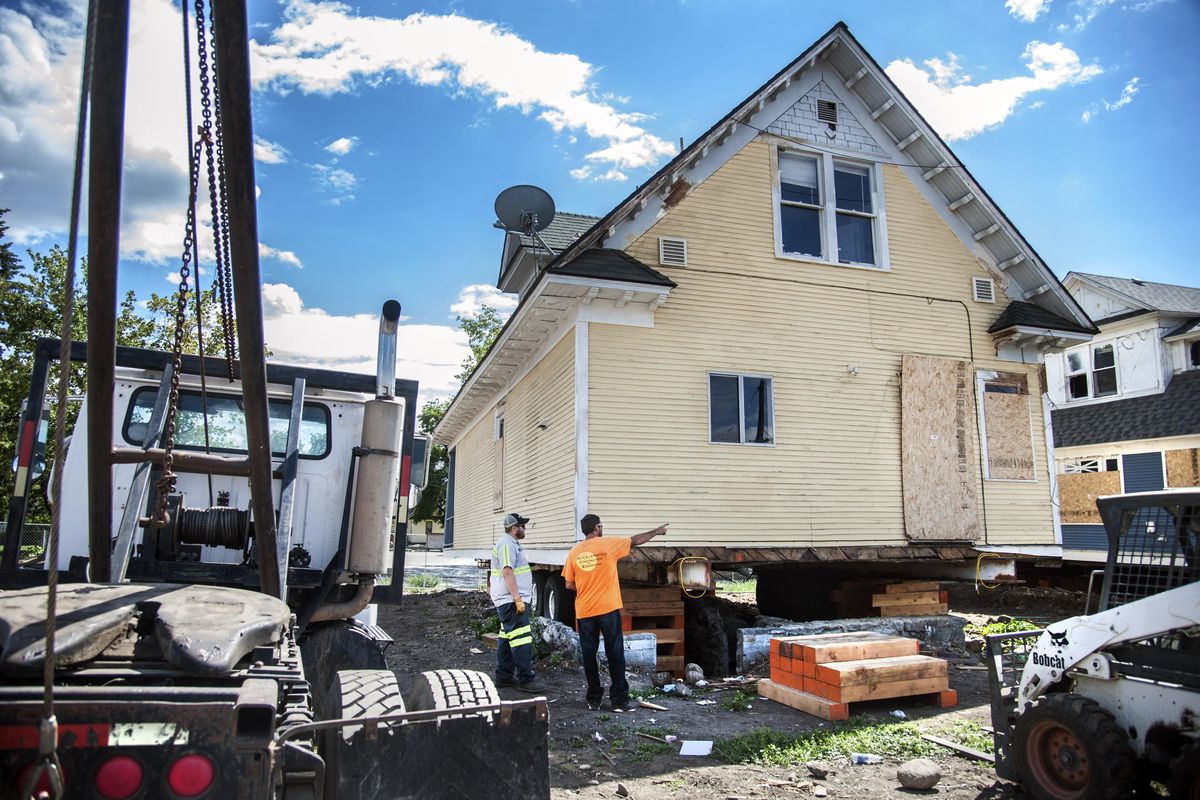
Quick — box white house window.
[778,150,883,268]
[1061,457,1119,474]
[1065,344,1117,400]
[1191,340,1200,368]
[709,373,774,445]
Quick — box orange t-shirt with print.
[563,536,632,619]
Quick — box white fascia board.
[1068,273,1154,312]
[1000,325,1094,346]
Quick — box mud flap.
[328,700,550,799]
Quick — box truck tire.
[545,573,575,626]
[322,669,406,796]
[1014,692,1136,800]
[301,621,388,720]
[532,570,549,618]
[406,669,500,720]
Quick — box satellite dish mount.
[494,185,557,256]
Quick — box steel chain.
[209,1,237,375]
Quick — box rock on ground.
[896,758,942,790]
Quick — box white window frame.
[1060,456,1120,474]
[773,146,890,271]
[1064,343,1119,401]
[707,371,776,447]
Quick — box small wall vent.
[972,277,996,304]
[817,99,838,128]
[659,237,688,267]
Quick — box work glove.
[515,598,526,614]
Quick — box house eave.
[991,325,1094,352]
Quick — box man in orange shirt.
[563,514,668,711]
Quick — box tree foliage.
[454,304,504,384]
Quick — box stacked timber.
[831,579,883,617]
[620,584,685,677]
[757,631,956,720]
[871,581,948,617]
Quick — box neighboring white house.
[1045,272,1200,559]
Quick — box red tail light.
[167,753,214,797]
[95,755,143,799]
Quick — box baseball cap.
[503,512,529,528]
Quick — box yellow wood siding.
[586,139,1053,548]
[449,333,578,550]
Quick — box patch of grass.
[721,689,755,712]
[963,618,1040,637]
[714,717,936,766]
[566,735,588,750]
[597,714,610,722]
[628,726,675,761]
[716,578,757,593]
[469,613,502,637]
[928,719,994,755]
[629,686,657,700]
[405,573,442,590]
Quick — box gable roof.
[516,212,600,253]
[987,301,1095,336]
[1052,369,1200,448]
[1068,272,1200,317]
[549,248,675,287]
[535,22,1093,335]
[1164,318,1200,341]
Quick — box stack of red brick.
[757,631,956,720]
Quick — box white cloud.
[1006,0,1052,21]
[254,136,289,164]
[449,284,518,319]
[1056,0,1118,30]
[886,41,1102,141]
[310,163,357,203]
[325,136,358,155]
[250,1,676,179]
[1081,76,1140,123]
[259,242,304,267]
[260,282,470,403]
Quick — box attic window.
[659,237,688,267]
[817,100,838,129]
[972,277,996,303]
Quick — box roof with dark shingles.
[1052,369,1200,448]
[517,212,600,253]
[1073,272,1200,315]
[987,301,1096,335]
[548,248,676,288]
[1165,317,1200,340]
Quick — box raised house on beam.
[433,22,1098,620]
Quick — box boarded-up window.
[981,374,1035,481]
[900,355,980,541]
[1058,471,1121,523]
[1166,448,1200,487]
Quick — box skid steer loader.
[0,0,550,797]
[986,490,1200,799]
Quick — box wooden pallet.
[621,584,685,676]
[763,632,954,719]
[871,581,949,617]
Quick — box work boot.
[515,679,546,694]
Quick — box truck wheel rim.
[1027,720,1089,798]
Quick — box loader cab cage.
[1,338,419,604]
[1096,490,1200,612]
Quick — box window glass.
[1191,341,1200,367]
[709,375,740,443]
[780,154,820,205]
[1068,373,1089,399]
[781,205,822,257]
[741,376,774,444]
[125,388,330,458]
[834,165,872,213]
[1066,351,1084,373]
[1092,345,1117,396]
[836,214,875,264]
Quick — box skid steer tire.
[1169,740,1200,800]
[322,669,406,797]
[1014,692,1137,800]
[406,669,500,720]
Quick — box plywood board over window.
[1058,471,1121,523]
[1166,448,1200,487]
[901,355,980,541]
[981,373,1035,480]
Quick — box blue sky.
[2,0,1197,402]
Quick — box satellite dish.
[494,185,556,235]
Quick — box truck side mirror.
[410,433,431,491]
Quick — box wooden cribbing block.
[804,675,949,703]
[933,689,957,708]
[778,632,920,664]
[813,655,947,687]
[872,592,940,607]
[880,603,948,617]
[884,581,940,594]
[622,600,685,615]
[757,678,849,721]
[621,585,683,602]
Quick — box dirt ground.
[375,582,1074,799]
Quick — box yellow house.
[433,22,1097,619]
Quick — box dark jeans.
[578,609,628,706]
[495,601,535,684]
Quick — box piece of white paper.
[679,740,713,756]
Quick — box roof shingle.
[1052,369,1200,448]
[1073,272,1200,316]
[987,301,1096,335]
[548,248,675,288]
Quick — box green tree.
[143,284,230,358]
[412,305,505,526]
